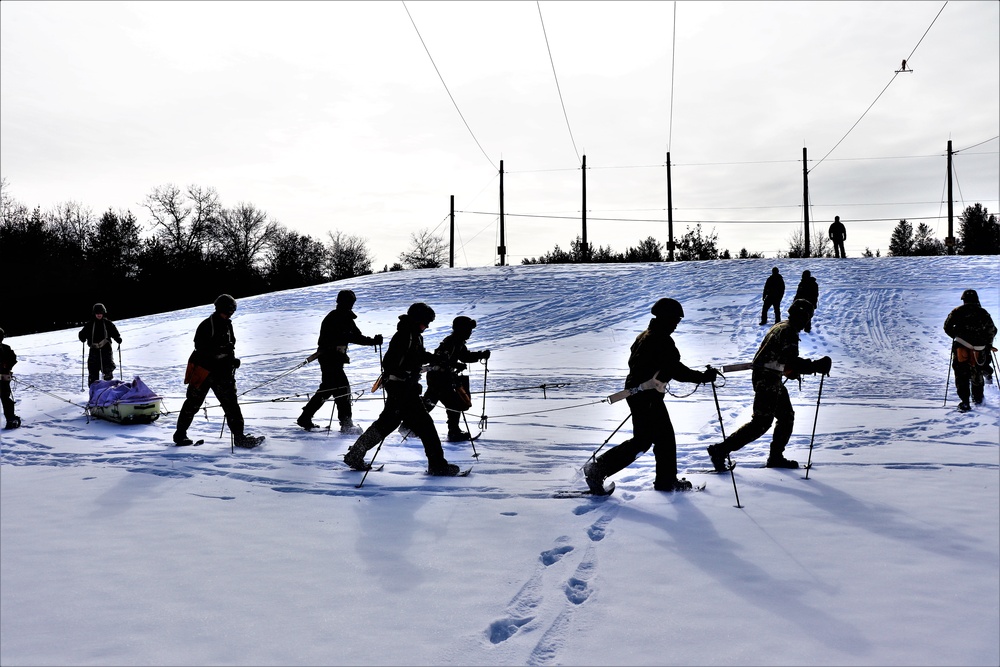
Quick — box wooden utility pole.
[946,140,955,254]
[449,195,455,268]
[498,160,506,266]
[581,154,588,260]
[666,152,675,261]
[802,147,810,258]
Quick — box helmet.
[787,298,815,321]
[214,294,237,315]
[93,303,107,315]
[772,267,780,274]
[802,270,811,278]
[961,289,980,304]
[337,289,357,307]
[453,316,477,333]
[407,302,435,326]
[651,298,684,320]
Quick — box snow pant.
[591,392,679,486]
[351,379,448,469]
[761,297,782,324]
[423,370,472,433]
[832,239,846,258]
[174,369,245,440]
[300,358,352,423]
[87,346,116,385]
[1,378,14,420]
[719,370,794,457]
[953,351,990,404]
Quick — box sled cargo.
[87,376,163,424]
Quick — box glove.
[373,334,384,346]
[638,374,666,393]
[481,349,491,360]
[306,351,320,363]
[702,366,720,384]
[233,358,242,370]
[814,356,832,376]
[114,338,122,345]
[454,362,467,373]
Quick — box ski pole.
[461,411,479,458]
[943,344,954,407]
[804,372,826,480]
[711,380,742,508]
[81,343,85,391]
[588,412,632,462]
[377,343,386,405]
[478,357,489,431]
[356,434,388,489]
[118,344,123,381]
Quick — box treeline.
[1,181,385,336]
[523,205,999,264]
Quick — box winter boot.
[957,401,971,412]
[765,454,799,469]
[340,419,363,435]
[654,477,693,492]
[583,459,607,494]
[297,414,321,431]
[4,415,21,430]
[707,444,729,472]
[103,372,114,381]
[234,433,265,449]
[447,428,471,442]
[427,460,461,476]
[344,425,383,470]
[173,431,192,446]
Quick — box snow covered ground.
[1,256,998,666]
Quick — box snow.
[2,256,998,667]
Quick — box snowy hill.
[2,256,998,666]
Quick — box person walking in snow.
[760,266,785,325]
[78,303,122,385]
[793,270,819,332]
[343,303,463,476]
[421,315,490,442]
[172,294,264,448]
[943,289,997,412]
[0,327,21,430]
[584,298,719,494]
[297,289,382,434]
[829,216,847,258]
[707,298,832,471]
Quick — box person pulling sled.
[944,289,997,412]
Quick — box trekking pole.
[118,344,123,381]
[81,343,85,391]
[377,343,386,405]
[711,380,742,509]
[461,411,480,458]
[804,372,826,480]
[326,395,337,434]
[588,412,632,462]
[355,435,388,489]
[943,345,954,407]
[478,358,489,431]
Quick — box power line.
[454,210,954,225]
[401,1,497,172]
[537,1,580,165]
[811,1,949,174]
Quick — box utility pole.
[581,154,588,260]
[946,140,955,254]
[449,195,455,268]
[498,160,506,266]
[666,152,675,261]
[802,147,810,258]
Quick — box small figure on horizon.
[760,266,785,325]
[173,294,264,448]
[708,299,832,471]
[297,289,382,434]
[794,270,820,331]
[584,298,718,494]
[943,289,997,412]
[0,327,21,430]
[78,303,122,385]
[829,216,847,258]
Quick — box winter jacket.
[944,304,997,348]
[315,306,378,364]
[794,277,819,307]
[763,273,785,301]
[382,314,437,384]
[625,318,708,389]
[751,321,815,379]
[78,318,122,347]
[188,312,239,373]
[0,343,16,374]
[829,221,847,242]
[430,334,486,375]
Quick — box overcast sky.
[2,1,998,266]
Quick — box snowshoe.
[654,477,694,492]
[427,462,462,476]
[297,415,321,431]
[340,420,363,435]
[234,434,265,449]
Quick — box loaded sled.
[87,376,163,424]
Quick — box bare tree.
[143,184,219,256]
[399,228,448,269]
[211,202,281,271]
[46,201,95,250]
[785,228,833,258]
[325,230,374,280]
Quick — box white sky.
[2,1,998,267]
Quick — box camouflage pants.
[721,371,794,457]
